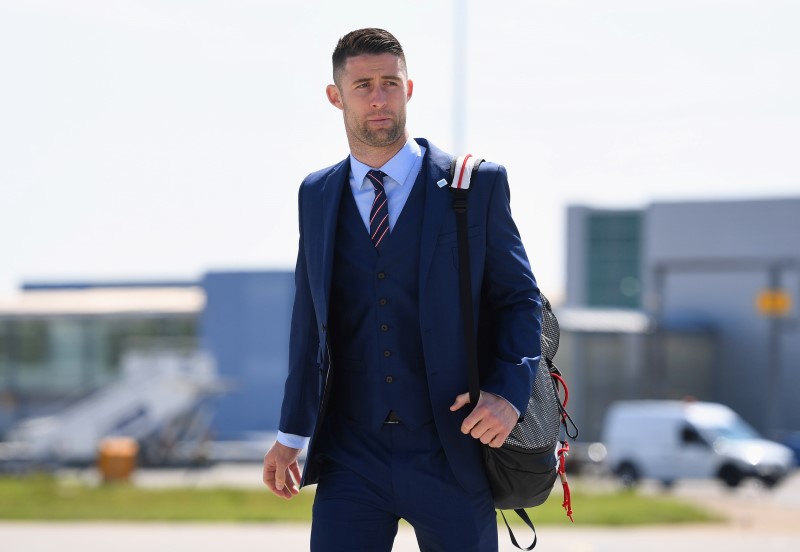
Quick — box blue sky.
[1,0,798,298]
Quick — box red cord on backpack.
[552,372,574,522]
[552,373,569,419]
[557,441,574,522]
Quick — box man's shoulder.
[465,158,508,193]
[427,142,505,181]
[461,158,509,208]
[474,159,505,177]
[300,158,349,189]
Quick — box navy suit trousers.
[311,414,498,552]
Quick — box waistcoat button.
[380,324,389,332]
[379,298,388,306]
[385,376,393,383]
[383,350,391,357]
[377,272,386,280]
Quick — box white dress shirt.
[348,137,425,232]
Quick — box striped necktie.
[367,170,390,250]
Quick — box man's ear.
[326,84,343,110]
[406,79,413,101]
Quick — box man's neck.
[348,133,409,168]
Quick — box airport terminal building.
[0,273,294,460]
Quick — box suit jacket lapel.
[417,140,453,299]
[311,158,348,329]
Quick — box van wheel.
[718,464,743,488]
[617,462,640,488]
[659,479,675,491]
[760,475,781,489]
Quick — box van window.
[699,418,760,442]
[681,425,707,445]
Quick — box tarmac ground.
[1,522,798,552]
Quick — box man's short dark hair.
[332,28,406,85]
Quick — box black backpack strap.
[500,509,538,551]
[448,154,483,406]
[450,154,541,550]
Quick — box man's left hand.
[450,391,518,447]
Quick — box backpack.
[447,154,578,550]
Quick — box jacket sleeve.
[478,165,542,415]
[278,184,321,437]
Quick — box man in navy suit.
[263,28,542,551]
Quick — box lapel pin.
[437,178,448,188]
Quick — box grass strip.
[0,476,720,525]
[0,476,314,522]
[508,487,721,525]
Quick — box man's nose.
[370,86,387,108]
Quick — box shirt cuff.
[486,392,521,418]
[276,431,310,450]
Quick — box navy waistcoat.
[327,169,432,432]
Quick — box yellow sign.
[756,290,792,316]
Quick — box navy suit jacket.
[279,138,542,491]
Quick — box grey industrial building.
[563,197,799,441]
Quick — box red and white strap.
[451,154,478,190]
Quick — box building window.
[12,320,48,365]
[0,321,8,385]
[586,212,642,308]
[105,316,197,367]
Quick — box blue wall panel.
[200,271,294,438]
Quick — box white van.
[602,400,795,488]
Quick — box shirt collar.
[350,137,422,190]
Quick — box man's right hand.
[262,441,302,499]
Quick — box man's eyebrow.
[351,76,403,85]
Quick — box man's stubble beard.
[359,118,405,148]
[345,108,407,149]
